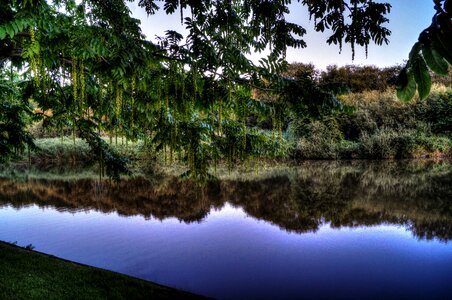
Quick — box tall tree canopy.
[0,0,449,180]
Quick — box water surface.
[1,160,451,299]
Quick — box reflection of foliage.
[1,160,451,241]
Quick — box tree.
[318,64,402,93]
[0,0,442,180]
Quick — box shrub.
[415,134,452,156]
[417,90,452,134]
[289,85,452,160]
[335,140,361,158]
[291,119,343,159]
[30,138,94,165]
[358,129,399,158]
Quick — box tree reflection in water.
[1,160,451,241]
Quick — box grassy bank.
[0,241,205,299]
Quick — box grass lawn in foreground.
[0,241,206,299]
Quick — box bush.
[415,134,452,156]
[338,90,419,140]
[335,140,361,158]
[289,86,452,160]
[358,129,399,158]
[417,90,452,134]
[291,119,343,159]
[356,129,451,159]
[31,138,93,165]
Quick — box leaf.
[411,55,432,100]
[16,20,24,32]
[396,67,416,102]
[430,38,452,66]
[422,44,448,75]
[0,27,6,40]
[408,42,422,62]
[6,24,15,38]
[11,22,19,34]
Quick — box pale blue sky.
[129,1,435,69]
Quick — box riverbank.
[0,241,205,299]
[4,86,451,181]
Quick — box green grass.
[0,241,206,300]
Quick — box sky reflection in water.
[0,160,451,299]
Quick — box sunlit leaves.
[411,42,432,101]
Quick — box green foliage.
[416,133,452,154]
[292,120,343,159]
[31,138,92,164]
[417,90,452,134]
[397,67,417,102]
[358,128,416,159]
[291,87,452,159]
[421,43,449,75]
[303,0,391,59]
[77,119,131,182]
[1,0,446,180]
[411,43,433,100]
[0,68,36,162]
[397,1,451,101]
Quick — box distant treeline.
[285,63,452,94]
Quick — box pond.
[1,160,452,299]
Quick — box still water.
[1,160,451,299]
